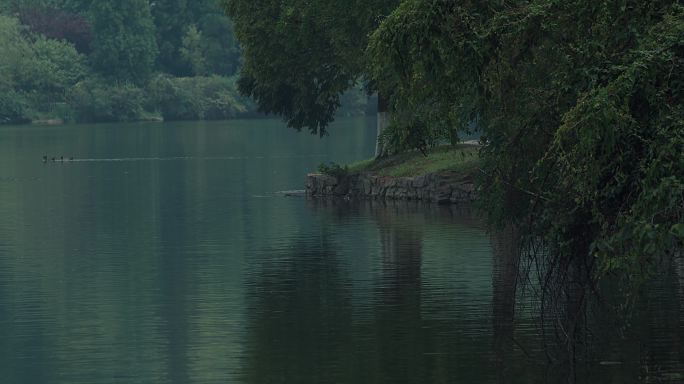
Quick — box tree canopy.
[223,0,398,135]
[0,0,251,124]
[0,14,86,123]
[89,0,158,84]
[367,0,683,300]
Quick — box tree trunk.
[375,93,390,158]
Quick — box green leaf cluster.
[367,0,683,287]
[89,0,158,85]
[0,0,251,124]
[0,14,86,123]
[67,77,147,122]
[223,0,399,135]
[318,162,349,179]
[153,0,240,77]
[148,75,252,121]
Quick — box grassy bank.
[346,144,481,178]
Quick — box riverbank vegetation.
[346,144,480,178]
[0,0,373,125]
[0,0,255,124]
[367,1,683,329]
[226,0,683,356]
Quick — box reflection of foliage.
[243,213,507,383]
[244,238,355,383]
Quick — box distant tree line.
[0,0,374,124]
[0,0,334,123]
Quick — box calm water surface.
[0,118,682,383]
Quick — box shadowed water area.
[0,118,682,383]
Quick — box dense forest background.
[0,0,373,124]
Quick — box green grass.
[347,144,481,178]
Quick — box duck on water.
[43,156,74,163]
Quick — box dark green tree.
[0,14,86,122]
[152,0,239,76]
[192,12,240,76]
[367,0,683,327]
[151,0,192,75]
[89,0,157,84]
[223,0,399,139]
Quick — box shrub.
[148,75,251,121]
[318,162,349,179]
[0,14,87,123]
[68,78,146,123]
[20,36,87,112]
[379,113,457,156]
[0,85,29,124]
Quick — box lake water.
[0,118,682,383]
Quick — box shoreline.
[306,144,481,205]
[306,170,478,205]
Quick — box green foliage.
[223,0,399,135]
[151,0,192,75]
[349,145,480,178]
[67,78,146,123]
[89,0,158,84]
[542,11,684,278]
[0,15,33,82]
[0,0,247,124]
[0,85,29,124]
[0,15,31,122]
[0,14,86,122]
[148,75,251,121]
[22,36,87,108]
[153,0,240,77]
[379,114,458,155]
[367,0,683,292]
[193,12,240,76]
[368,0,483,153]
[30,37,86,88]
[180,25,207,75]
[317,162,349,179]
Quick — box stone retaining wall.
[306,171,477,205]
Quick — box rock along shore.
[306,171,477,205]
